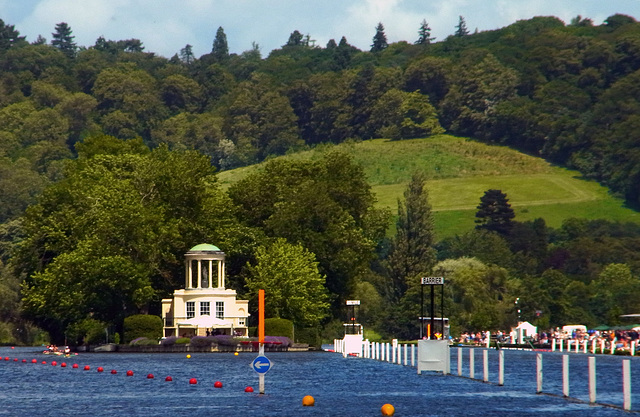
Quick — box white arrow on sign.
[252,355,271,374]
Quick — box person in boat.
[64,346,70,354]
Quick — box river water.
[0,346,638,416]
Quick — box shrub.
[175,337,191,344]
[123,314,163,343]
[160,336,178,346]
[211,334,236,346]
[66,318,107,345]
[294,327,321,347]
[136,338,160,346]
[264,335,291,348]
[129,337,148,345]
[113,332,121,345]
[190,336,213,347]
[265,318,293,339]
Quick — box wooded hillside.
[1,14,640,344]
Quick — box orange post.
[427,324,431,340]
[259,289,265,344]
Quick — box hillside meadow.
[218,135,640,239]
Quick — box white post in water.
[411,344,415,367]
[588,356,596,404]
[575,339,579,353]
[498,350,504,386]
[632,341,636,356]
[563,355,570,397]
[623,360,631,411]
[483,350,489,382]
[592,338,596,354]
[469,348,475,379]
[552,338,556,352]
[559,338,563,352]
[611,339,616,355]
[583,340,587,354]
[386,343,390,362]
[486,331,491,348]
[404,344,408,366]
[600,339,605,355]
[536,353,543,393]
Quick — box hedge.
[123,314,163,343]
[264,318,293,339]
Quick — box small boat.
[42,346,76,357]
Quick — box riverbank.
[80,342,311,353]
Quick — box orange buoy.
[126,370,133,376]
[72,363,79,369]
[165,376,172,382]
[214,381,223,388]
[97,367,104,373]
[84,365,90,371]
[61,363,67,368]
[147,373,154,379]
[381,404,395,416]
[302,395,315,407]
[111,369,117,374]
[245,386,254,393]
[189,378,197,385]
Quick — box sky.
[1,0,640,59]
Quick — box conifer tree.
[455,16,470,37]
[285,30,304,47]
[212,26,229,61]
[370,22,388,52]
[0,19,25,50]
[180,44,195,65]
[415,19,435,45]
[51,22,77,58]
[475,189,515,236]
[385,171,436,301]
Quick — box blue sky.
[1,0,639,59]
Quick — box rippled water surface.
[0,346,638,416]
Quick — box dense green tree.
[160,74,202,113]
[385,171,436,301]
[369,89,444,139]
[16,136,239,342]
[589,263,640,324]
[0,19,26,50]
[370,23,388,52]
[475,189,515,236]
[415,19,435,45]
[228,151,389,309]
[245,238,330,326]
[51,22,77,58]
[179,44,195,65]
[285,30,305,47]
[212,26,229,61]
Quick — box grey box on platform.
[417,339,450,374]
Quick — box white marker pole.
[623,360,631,411]
[588,356,596,404]
[536,353,543,393]
[458,347,462,376]
[563,355,569,397]
[498,349,504,386]
[483,350,489,382]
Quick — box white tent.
[177,316,233,328]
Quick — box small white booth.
[511,321,537,344]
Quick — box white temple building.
[161,244,249,338]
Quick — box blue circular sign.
[252,355,272,374]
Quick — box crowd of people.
[455,327,640,351]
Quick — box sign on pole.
[346,300,360,305]
[252,355,272,374]
[421,276,444,285]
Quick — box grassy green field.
[218,135,640,239]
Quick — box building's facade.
[161,244,249,338]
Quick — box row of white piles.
[552,338,637,356]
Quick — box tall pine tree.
[0,19,25,50]
[370,22,388,52]
[385,171,437,301]
[51,22,77,58]
[455,16,470,37]
[212,26,229,61]
[415,19,435,45]
[475,189,515,236]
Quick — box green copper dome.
[189,243,221,252]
